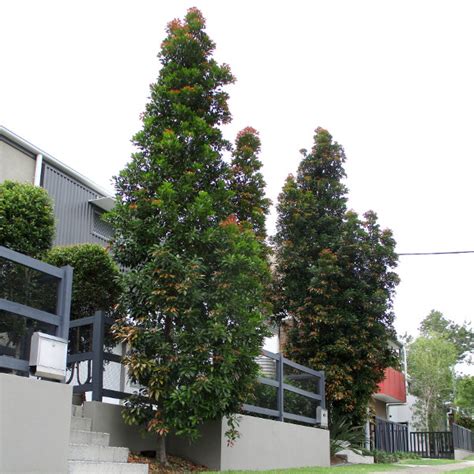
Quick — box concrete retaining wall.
[83,401,157,452]
[168,414,330,470]
[0,373,72,473]
[85,402,330,470]
[455,448,474,460]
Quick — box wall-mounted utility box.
[29,332,68,381]
[316,406,328,428]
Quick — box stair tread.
[68,460,148,473]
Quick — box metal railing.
[410,431,454,459]
[243,349,325,425]
[67,313,326,426]
[453,423,474,452]
[67,311,129,401]
[0,246,73,373]
[371,417,409,453]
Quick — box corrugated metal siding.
[42,163,113,247]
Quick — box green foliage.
[108,8,269,457]
[420,310,473,362]
[44,244,122,351]
[407,334,457,431]
[45,244,121,320]
[454,411,474,430]
[369,450,420,464]
[273,128,399,424]
[329,414,365,456]
[455,375,474,418]
[0,180,54,258]
[0,181,55,356]
[230,127,271,241]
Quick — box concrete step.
[70,429,110,446]
[68,461,148,473]
[71,405,84,418]
[71,416,92,432]
[69,444,129,463]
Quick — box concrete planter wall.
[0,373,72,474]
[84,401,330,470]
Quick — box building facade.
[0,126,114,246]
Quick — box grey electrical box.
[29,332,68,381]
[316,406,328,428]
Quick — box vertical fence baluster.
[92,311,104,402]
[277,353,284,422]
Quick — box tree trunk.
[157,434,168,465]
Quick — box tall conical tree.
[109,9,269,463]
[274,128,399,424]
[230,127,271,241]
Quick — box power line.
[398,250,474,256]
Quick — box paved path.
[373,460,474,473]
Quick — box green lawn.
[205,464,404,473]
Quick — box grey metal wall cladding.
[42,163,113,247]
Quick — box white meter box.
[29,332,68,381]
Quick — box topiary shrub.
[45,244,122,351]
[0,180,55,258]
[0,181,56,360]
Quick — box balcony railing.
[376,367,406,403]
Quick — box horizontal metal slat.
[0,299,59,326]
[282,356,324,378]
[0,355,29,372]
[69,316,95,328]
[0,246,65,278]
[283,383,322,401]
[242,404,279,418]
[283,412,317,425]
[67,352,93,363]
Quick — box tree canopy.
[420,310,473,362]
[273,127,399,424]
[108,8,269,463]
[407,334,457,431]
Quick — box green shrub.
[330,414,365,456]
[370,449,421,463]
[0,180,55,258]
[45,244,122,351]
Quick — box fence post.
[56,265,73,341]
[319,372,326,410]
[92,311,104,402]
[277,353,284,421]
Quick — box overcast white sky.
[2,0,474,343]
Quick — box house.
[372,339,408,420]
[0,126,114,246]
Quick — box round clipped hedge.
[45,243,122,321]
[0,180,55,257]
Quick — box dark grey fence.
[453,423,474,452]
[243,349,325,426]
[67,314,326,426]
[371,417,409,452]
[0,245,73,373]
[67,311,128,401]
[410,431,454,459]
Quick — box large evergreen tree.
[273,128,399,423]
[109,9,269,463]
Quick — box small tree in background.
[230,127,271,241]
[408,334,457,431]
[273,128,399,424]
[420,310,473,362]
[44,244,122,351]
[109,9,269,464]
